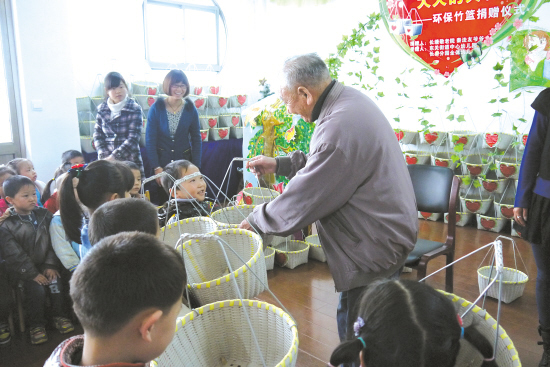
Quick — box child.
[42,150,85,214]
[122,161,142,198]
[329,280,497,367]
[7,158,45,207]
[59,160,126,259]
[44,232,186,366]
[111,160,135,197]
[88,198,159,246]
[93,71,144,179]
[0,175,74,345]
[158,160,219,227]
[0,165,16,216]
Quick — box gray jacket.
[248,82,418,292]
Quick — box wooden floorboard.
[0,219,542,366]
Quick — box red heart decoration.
[421,212,431,219]
[406,155,418,165]
[466,201,481,212]
[218,129,228,139]
[455,214,461,223]
[246,183,253,188]
[208,118,217,128]
[195,98,204,109]
[210,86,219,94]
[231,116,239,127]
[457,136,468,145]
[482,181,498,192]
[275,252,287,267]
[485,133,499,148]
[467,165,482,175]
[435,159,448,167]
[244,195,252,205]
[147,87,157,95]
[500,206,514,218]
[395,130,404,141]
[500,164,516,177]
[424,131,438,144]
[522,135,528,146]
[219,98,228,107]
[200,131,207,141]
[391,24,397,31]
[194,87,202,95]
[480,218,496,230]
[147,97,155,107]
[237,95,247,105]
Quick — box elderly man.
[239,53,418,347]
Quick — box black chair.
[406,164,460,293]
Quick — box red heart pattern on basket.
[200,131,207,141]
[455,214,461,223]
[237,95,247,105]
[232,116,239,127]
[147,97,155,107]
[218,129,228,139]
[480,218,496,230]
[210,86,219,95]
[275,252,288,267]
[457,136,468,145]
[466,201,481,212]
[195,99,204,109]
[244,195,252,205]
[500,206,514,218]
[485,133,499,148]
[522,134,528,146]
[421,212,431,219]
[500,164,516,177]
[406,155,418,165]
[482,181,498,192]
[194,87,203,95]
[219,98,228,108]
[208,118,217,128]
[435,159,448,167]
[467,165,482,175]
[395,130,404,141]
[424,132,438,144]
[147,87,157,95]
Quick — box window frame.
[142,0,227,72]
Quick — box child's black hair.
[329,280,498,367]
[122,161,140,172]
[61,150,84,164]
[89,198,158,246]
[0,166,16,179]
[104,72,129,97]
[111,161,135,193]
[3,175,34,199]
[70,232,186,337]
[60,160,126,244]
[161,160,193,195]
[6,158,31,174]
[41,156,81,205]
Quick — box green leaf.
[473,180,482,188]
[443,80,450,86]
[453,144,464,153]
[402,83,408,88]
[446,114,455,121]
[489,164,498,171]
[514,92,522,99]
[492,112,503,117]
[499,97,509,103]
[393,117,400,122]
[518,118,527,123]
[529,45,539,52]
[529,16,539,22]
[452,136,459,143]
[458,89,463,96]
[373,57,380,63]
[372,66,379,74]
[461,176,471,185]
[489,99,497,103]
[404,93,409,98]
[452,86,458,92]
[373,46,380,53]
[493,62,504,71]
[494,73,504,81]
[378,76,385,81]
[395,77,401,84]
[451,154,460,163]
[457,115,466,122]
[377,91,384,97]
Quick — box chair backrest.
[407,164,454,213]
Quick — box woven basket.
[209,127,229,141]
[265,247,275,270]
[208,94,229,108]
[495,158,522,180]
[76,97,93,112]
[477,266,528,304]
[271,240,310,269]
[439,291,521,366]
[448,130,478,150]
[134,95,157,110]
[394,129,417,144]
[420,130,446,146]
[482,132,515,150]
[478,177,508,195]
[403,150,430,165]
[132,81,158,95]
[91,97,104,109]
[199,115,217,130]
[160,217,218,248]
[210,205,256,229]
[460,154,492,177]
[200,129,209,142]
[243,187,280,205]
[190,95,207,110]
[476,214,507,233]
[152,299,298,367]
[230,126,243,139]
[219,114,241,127]
[517,133,528,151]
[79,121,96,136]
[431,152,458,170]
[304,234,326,262]
[80,136,96,153]
[208,86,220,95]
[229,94,248,107]
[177,229,267,305]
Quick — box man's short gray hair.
[282,53,331,91]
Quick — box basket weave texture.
[210,205,255,229]
[265,247,275,271]
[177,229,267,305]
[477,266,528,304]
[439,291,521,367]
[152,299,299,367]
[160,217,218,248]
[243,187,280,204]
[271,240,310,269]
[304,235,326,262]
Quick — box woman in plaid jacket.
[93,72,144,178]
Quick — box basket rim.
[177,229,263,288]
[160,216,216,232]
[304,235,322,248]
[272,240,310,254]
[265,247,275,257]
[243,187,281,198]
[155,299,299,367]
[476,214,508,222]
[477,266,529,284]
[210,205,256,227]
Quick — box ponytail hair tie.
[460,327,464,339]
[68,163,87,178]
[483,356,495,362]
[357,337,366,349]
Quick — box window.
[143,0,227,71]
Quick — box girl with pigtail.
[329,280,498,367]
[59,160,126,259]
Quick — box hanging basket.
[134,95,157,110]
[242,187,280,205]
[91,97,104,109]
[476,214,508,233]
[190,95,207,110]
[418,212,442,221]
[460,154,492,177]
[394,129,417,144]
[191,86,203,95]
[477,266,528,304]
[403,150,430,165]
[200,115,218,129]
[207,86,220,95]
[495,158,522,180]
[152,299,299,367]
[304,234,326,262]
[200,129,209,142]
[177,229,267,305]
[517,133,528,151]
[208,94,229,109]
[76,97,93,113]
[79,121,95,136]
[494,195,515,219]
[132,81,158,96]
[460,195,492,215]
[445,212,474,227]
[438,291,521,366]
[478,177,508,194]
[160,217,218,247]
[80,136,96,153]
[219,114,241,127]
[482,132,515,150]
[265,247,275,271]
[449,131,478,151]
[271,240,310,269]
[210,205,256,229]
[419,130,446,146]
[229,94,248,108]
[209,127,230,141]
[230,126,243,139]
[431,152,458,169]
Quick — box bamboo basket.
[152,299,298,367]
[482,132,515,150]
[495,158,522,180]
[243,187,280,205]
[209,127,229,141]
[229,94,248,107]
[448,130,478,150]
[476,214,507,233]
[132,81,158,95]
[304,234,326,262]
[177,229,267,305]
[419,130,446,145]
[210,205,256,229]
[265,247,275,271]
[271,240,310,269]
[477,266,528,304]
[403,150,430,165]
[190,95,207,110]
[160,217,218,248]
[394,129,417,144]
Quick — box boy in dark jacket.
[0,175,73,345]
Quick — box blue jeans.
[531,242,550,329]
[22,277,67,328]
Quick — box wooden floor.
[0,220,541,366]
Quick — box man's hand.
[43,269,59,282]
[33,274,49,286]
[238,219,252,231]
[513,207,528,227]
[247,156,277,176]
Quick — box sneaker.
[53,317,74,334]
[29,326,48,345]
[0,323,10,346]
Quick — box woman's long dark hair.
[59,160,125,244]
